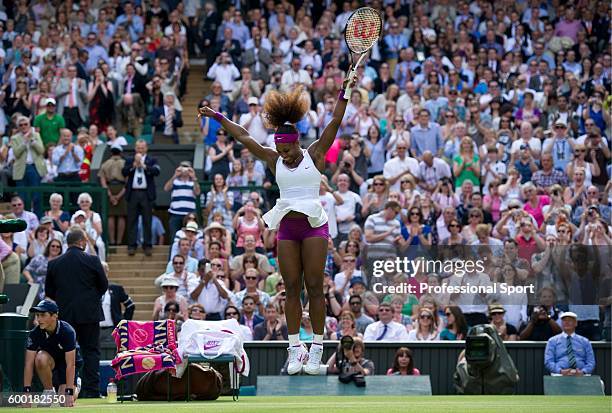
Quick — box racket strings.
[345,8,382,53]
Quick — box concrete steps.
[179,64,211,144]
[106,245,168,321]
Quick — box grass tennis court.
[4,396,610,412]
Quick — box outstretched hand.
[198,106,216,119]
[342,67,358,91]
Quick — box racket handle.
[343,66,358,100]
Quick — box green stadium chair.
[140,134,153,144]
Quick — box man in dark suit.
[239,295,264,333]
[122,139,160,256]
[151,92,183,144]
[123,63,147,99]
[253,303,288,340]
[45,227,108,398]
[242,35,272,83]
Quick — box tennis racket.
[343,7,383,99]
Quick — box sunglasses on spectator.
[50,244,62,249]
[343,259,356,263]
[508,206,519,210]
[470,214,481,218]
[379,308,391,312]
[373,182,385,186]
[554,126,566,130]
[410,211,420,216]
[173,261,184,265]
[167,308,178,313]
[575,149,585,153]
[190,308,203,313]
[449,224,460,228]
[397,147,407,150]
[394,119,404,123]
[350,301,361,305]
[225,312,238,317]
[245,276,257,280]
[420,314,432,319]
[162,286,177,290]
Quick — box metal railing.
[0,184,109,244]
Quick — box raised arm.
[198,106,278,167]
[308,72,357,162]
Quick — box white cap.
[248,97,259,106]
[73,210,87,219]
[184,221,199,232]
[160,277,180,288]
[45,97,57,106]
[560,311,578,320]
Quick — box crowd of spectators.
[0,0,611,389]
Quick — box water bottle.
[106,379,117,403]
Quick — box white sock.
[289,334,300,347]
[312,334,324,346]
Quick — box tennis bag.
[135,363,223,401]
[453,324,519,395]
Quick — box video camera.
[335,336,366,387]
[454,324,519,395]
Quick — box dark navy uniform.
[26,320,83,387]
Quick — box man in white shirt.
[363,303,409,341]
[417,150,452,192]
[239,97,267,144]
[319,176,343,241]
[510,122,542,160]
[334,174,362,240]
[280,57,312,92]
[383,140,419,191]
[155,255,197,301]
[189,259,230,321]
[206,52,240,92]
[446,267,493,326]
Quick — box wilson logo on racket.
[352,20,378,40]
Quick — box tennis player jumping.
[198,71,357,374]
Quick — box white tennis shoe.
[287,343,309,375]
[303,343,324,375]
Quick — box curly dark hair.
[262,86,309,132]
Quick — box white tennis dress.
[262,149,328,229]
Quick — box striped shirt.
[168,178,196,215]
[364,211,401,245]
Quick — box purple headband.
[274,133,299,144]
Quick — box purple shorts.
[277,216,329,242]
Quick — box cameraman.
[331,153,364,194]
[519,301,562,341]
[326,336,374,385]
